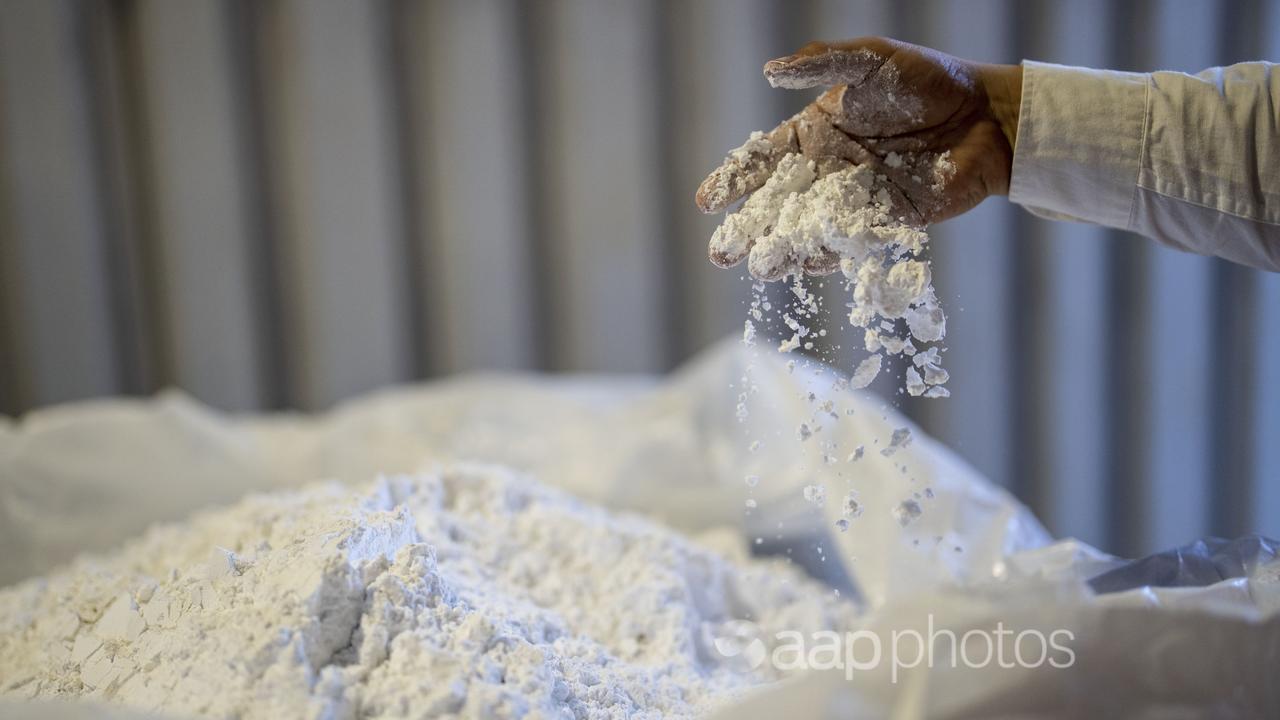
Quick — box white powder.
[841,493,864,519]
[796,422,813,441]
[708,142,950,396]
[880,427,913,457]
[905,367,926,396]
[893,499,923,527]
[801,484,825,507]
[0,465,860,719]
[850,354,882,389]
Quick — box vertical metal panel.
[1134,0,1221,553]
[904,0,1018,489]
[661,0,784,359]
[1017,0,1112,546]
[534,0,667,372]
[1102,0,1150,556]
[224,0,289,410]
[0,127,18,415]
[254,0,410,409]
[1209,0,1266,539]
[130,0,263,410]
[0,0,120,408]
[85,0,164,400]
[1253,2,1280,541]
[1213,262,1259,538]
[1255,272,1280,540]
[399,0,537,374]
[814,0,893,38]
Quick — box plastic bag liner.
[2,339,1277,719]
[1088,535,1278,593]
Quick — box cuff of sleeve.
[1008,61,1150,231]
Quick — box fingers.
[695,121,798,213]
[703,102,928,280]
[817,73,931,138]
[802,249,840,276]
[763,37,895,90]
[707,152,817,274]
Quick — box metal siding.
[1139,0,1221,551]
[253,0,410,409]
[402,0,538,374]
[0,0,120,407]
[131,0,263,410]
[535,0,667,372]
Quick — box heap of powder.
[712,144,951,396]
[0,465,860,719]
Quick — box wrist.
[978,62,1023,151]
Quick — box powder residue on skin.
[0,467,862,719]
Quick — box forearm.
[1006,60,1280,271]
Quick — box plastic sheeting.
[1,339,1277,719]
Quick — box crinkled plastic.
[1,339,1277,719]
[1088,535,1278,593]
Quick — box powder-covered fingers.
[763,39,892,90]
[707,107,864,279]
[708,153,816,274]
[707,104,936,279]
[821,65,933,137]
[802,249,841,276]
[695,121,798,213]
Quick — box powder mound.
[0,466,859,719]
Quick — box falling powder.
[842,493,864,519]
[802,484,826,506]
[893,499,924,527]
[880,427,913,457]
[850,354,882,389]
[706,129,951,396]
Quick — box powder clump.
[705,141,950,396]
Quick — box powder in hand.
[710,141,951,396]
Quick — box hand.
[695,37,1022,271]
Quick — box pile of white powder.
[712,142,951,397]
[0,464,860,719]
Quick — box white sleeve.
[1009,60,1280,272]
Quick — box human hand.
[695,37,1022,271]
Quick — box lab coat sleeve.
[1008,60,1280,272]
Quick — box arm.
[697,38,1280,273]
[1010,61,1280,271]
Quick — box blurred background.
[0,0,1277,557]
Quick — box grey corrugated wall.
[1,0,1277,557]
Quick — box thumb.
[763,37,896,90]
